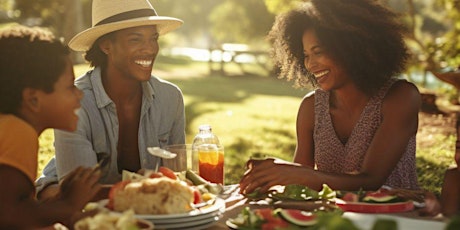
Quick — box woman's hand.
[239,158,306,195]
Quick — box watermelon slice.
[363,191,399,203]
[335,200,414,213]
[276,209,317,226]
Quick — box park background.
[1,0,459,195]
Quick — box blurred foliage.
[154,0,223,47]
[263,0,303,14]
[397,0,460,80]
[1,0,458,73]
[209,0,274,45]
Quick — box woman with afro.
[241,0,421,193]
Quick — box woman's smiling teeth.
[135,60,152,67]
[314,70,329,78]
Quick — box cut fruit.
[276,209,317,226]
[335,200,414,213]
[342,192,359,202]
[363,191,398,203]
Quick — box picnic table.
[208,43,270,76]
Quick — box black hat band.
[96,9,158,26]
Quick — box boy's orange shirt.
[0,114,38,183]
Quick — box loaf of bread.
[112,177,194,215]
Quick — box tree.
[209,0,275,46]
[13,0,90,44]
[62,0,86,62]
[401,0,460,90]
[155,0,224,47]
[430,0,460,69]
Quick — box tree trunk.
[63,0,85,63]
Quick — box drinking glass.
[163,144,196,172]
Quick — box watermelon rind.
[362,194,399,203]
[277,209,317,227]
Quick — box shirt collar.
[90,67,156,109]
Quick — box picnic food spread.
[77,164,445,229]
[226,184,431,229]
[227,184,342,229]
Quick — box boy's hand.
[419,191,441,216]
[59,166,101,211]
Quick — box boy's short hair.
[0,25,70,115]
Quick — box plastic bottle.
[192,124,224,184]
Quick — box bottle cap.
[198,124,212,131]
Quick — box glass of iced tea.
[198,145,224,184]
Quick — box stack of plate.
[137,198,225,229]
[98,198,225,230]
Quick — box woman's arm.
[240,93,316,194]
[293,93,315,167]
[357,81,421,189]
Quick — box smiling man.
[36,0,185,199]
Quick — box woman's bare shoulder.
[388,80,420,97]
[384,80,421,108]
[300,91,316,107]
[296,92,315,117]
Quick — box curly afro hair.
[268,0,410,95]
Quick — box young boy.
[440,115,460,217]
[0,25,101,229]
[419,115,460,217]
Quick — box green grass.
[37,56,456,196]
[417,133,456,195]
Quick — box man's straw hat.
[69,0,183,51]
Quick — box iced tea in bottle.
[192,124,224,184]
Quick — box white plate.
[154,215,220,229]
[151,207,223,224]
[98,197,225,224]
[162,219,221,230]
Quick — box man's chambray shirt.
[36,67,185,191]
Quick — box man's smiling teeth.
[135,60,152,67]
[314,70,329,78]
